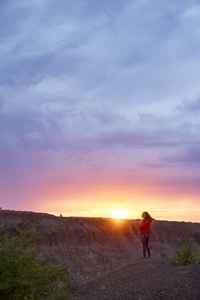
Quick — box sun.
[110,209,128,219]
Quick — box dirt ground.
[75,258,200,300]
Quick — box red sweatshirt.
[139,218,151,233]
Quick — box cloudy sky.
[1,0,200,222]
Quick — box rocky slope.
[75,258,200,300]
[0,210,200,279]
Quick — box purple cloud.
[1,1,200,220]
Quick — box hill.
[1,210,200,299]
[0,209,200,279]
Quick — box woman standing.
[139,212,155,258]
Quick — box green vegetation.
[0,224,77,300]
[167,224,200,266]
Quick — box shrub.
[167,224,200,266]
[0,225,77,299]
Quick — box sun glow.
[110,209,128,219]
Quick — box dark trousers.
[141,233,151,258]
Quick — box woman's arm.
[139,218,146,229]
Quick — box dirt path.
[75,259,200,300]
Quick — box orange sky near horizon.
[2,167,200,223]
[16,181,198,223]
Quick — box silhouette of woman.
[139,212,155,258]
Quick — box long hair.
[143,212,155,223]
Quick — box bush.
[0,224,77,300]
[167,224,200,266]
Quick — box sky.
[0,0,200,222]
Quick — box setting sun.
[110,209,128,219]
